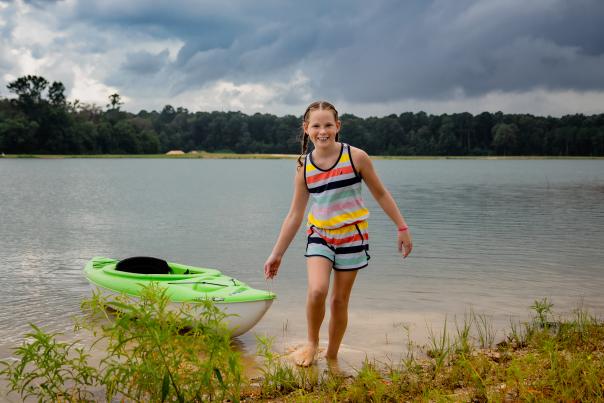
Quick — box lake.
[1,158,603,369]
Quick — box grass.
[2,295,604,401]
[246,299,604,402]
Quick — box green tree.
[491,123,519,155]
[411,125,435,155]
[437,116,461,155]
[7,75,49,106]
[340,114,367,149]
[592,129,604,155]
[0,115,39,153]
[473,112,494,153]
[159,105,176,123]
[107,93,123,111]
[48,82,66,106]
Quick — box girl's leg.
[325,269,358,360]
[295,256,332,366]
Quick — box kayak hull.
[84,257,275,337]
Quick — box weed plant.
[472,310,497,349]
[0,324,98,402]
[255,335,324,398]
[255,335,301,397]
[1,284,242,402]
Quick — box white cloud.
[70,65,122,107]
[127,70,313,115]
[12,5,63,48]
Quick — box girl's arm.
[264,166,310,278]
[352,147,413,258]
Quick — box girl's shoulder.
[346,145,372,175]
[348,145,370,162]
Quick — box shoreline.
[1,153,603,160]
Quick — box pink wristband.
[397,225,409,232]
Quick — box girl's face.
[304,109,341,150]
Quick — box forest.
[1,75,603,156]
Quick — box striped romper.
[304,143,371,271]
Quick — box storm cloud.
[1,0,603,116]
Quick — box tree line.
[1,75,603,156]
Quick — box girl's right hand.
[264,253,282,279]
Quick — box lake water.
[1,158,603,370]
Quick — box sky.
[1,0,603,117]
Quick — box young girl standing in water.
[264,101,413,366]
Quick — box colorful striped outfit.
[304,143,371,270]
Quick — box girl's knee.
[330,295,350,311]
[308,288,328,304]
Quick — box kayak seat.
[116,256,172,275]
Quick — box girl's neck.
[312,141,341,159]
[311,142,342,171]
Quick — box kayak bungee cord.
[167,281,231,287]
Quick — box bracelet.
[397,225,409,232]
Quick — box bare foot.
[324,354,342,375]
[293,343,318,367]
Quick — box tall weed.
[1,284,242,402]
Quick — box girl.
[264,100,412,366]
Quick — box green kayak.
[84,256,276,336]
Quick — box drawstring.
[355,223,371,260]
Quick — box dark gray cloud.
[64,0,604,100]
[2,0,603,114]
[318,0,604,102]
[121,49,169,75]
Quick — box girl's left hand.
[398,230,413,258]
[264,253,282,279]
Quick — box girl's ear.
[336,119,342,132]
[303,121,309,132]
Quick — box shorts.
[305,221,370,271]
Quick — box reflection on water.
[1,158,603,368]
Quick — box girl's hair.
[297,100,340,168]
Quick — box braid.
[297,131,309,169]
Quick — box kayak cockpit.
[91,256,223,281]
